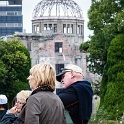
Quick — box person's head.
[27,63,56,91]
[56,64,83,88]
[15,90,32,112]
[0,94,8,110]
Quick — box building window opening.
[81,25,83,35]
[7,11,14,16]
[63,24,66,33]
[34,25,39,33]
[37,25,39,33]
[44,24,47,30]
[34,25,36,32]
[67,24,70,34]
[48,24,52,30]
[71,24,73,34]
[77,25,80,34]
[55,42,62,53]
[55,64,64,75]
[53,24,57,32]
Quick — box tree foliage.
[86,0,124,119]
[101,34,124,119]
[0,39,31,105]
[79,41,90,52]
[87,0,124,75]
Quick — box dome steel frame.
[32,0,83,18]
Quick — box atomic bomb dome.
[15,0,100,87]
[32,0,83,18]
[32,0,84,39]
[28,0,85,76]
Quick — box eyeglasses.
[15,101,25,105]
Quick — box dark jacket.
[57,81,93,124]
[0,110,7,123]
[18,86,66,124]
[0,113,18,124]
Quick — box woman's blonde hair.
[30,63,56,90]
[16,90,32,103]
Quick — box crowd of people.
[0,63,93,124]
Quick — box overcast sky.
[22,0,92,41]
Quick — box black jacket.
[0,110,7,123]
[57,81,93,124]
[0,113,18,124]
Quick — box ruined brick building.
[14,0,101,87]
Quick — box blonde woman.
[18,63,65,124]
[1,90,32,124]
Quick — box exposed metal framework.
[32,0,83,18]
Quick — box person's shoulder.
[72,81,92,92]
[57,86,76,95]
[0,110,7,115]
[0,113,18,124]
[74,80,91,86]
[62,85,76,93]
[26,93,42,105]
[28,91,42,99]
[29,91,53,100]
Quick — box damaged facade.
[16,0,84,74]
[14,0,101,86]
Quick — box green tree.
[102,34,124,119]
[79,41,90,52]
[0,38,31,105]
[86,0,124,119]
[87,0,124,75]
